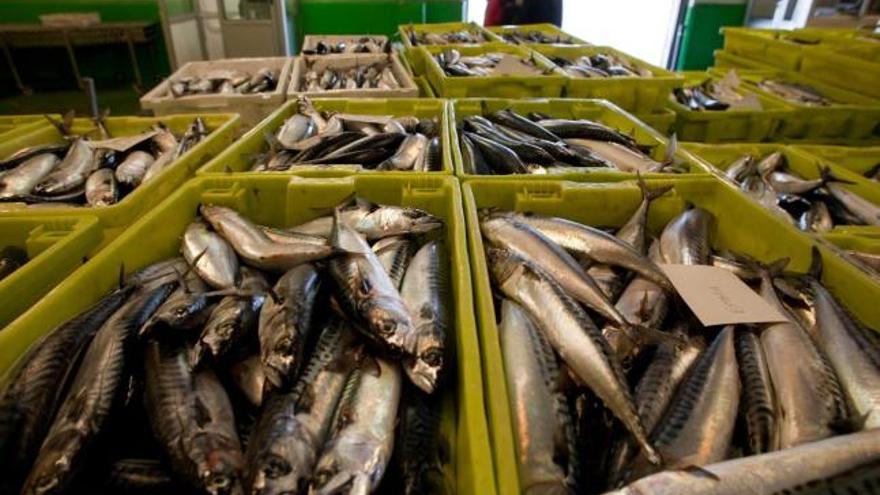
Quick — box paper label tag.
[660,264,790,326]
[88,131,158,152]
[493,55,539,76]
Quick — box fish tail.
[819,164,856,186]
[636,172,673,203]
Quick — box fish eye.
[264,456,292,478]
[174,307,189,318]
[378,319,397,336]
[422,347,443,367]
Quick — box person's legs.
[517,0,563,25]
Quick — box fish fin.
[808,246,824,280]
[829,412,870,434]
[44,113,69,135]
[678,464,721,481]
[863,162,880,179]
[637,172,674,202]
[330,207,371,255]
[631,322,683,350]
[819,165,856,186]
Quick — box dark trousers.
[502,0,563,26]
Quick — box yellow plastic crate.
[0,115,53,142]
[399,21,503,49]
[684,142,880,237]
[421,44,567,98]
[463,177,880,495]
[0,174,496,495]
[448,98,713,181]
[725,69,880,141]
[0,114,240,240]
[487,23,590,46]
[533,45,683,114]
[197,98,453,177]
[667,71,792,143]
[793,144,880,181]
[0,216,103,330]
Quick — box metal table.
[0,22,158,95]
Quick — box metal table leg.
[0,38,31,95]
[62,30,85,90]
[124,29,144,94]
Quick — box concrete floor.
[0,87,145,116]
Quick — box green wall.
[0,0,171,95]
[676,2,747,70]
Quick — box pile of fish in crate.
[0,198,452,495]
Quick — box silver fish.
[191,266,268,368]
[21,282,173,494]
[608,429,880,495]
[277,114,317,148]
[290,198,442,240]
[487,247,659,465]
[605,241,669,360]
[244,321,357,495]
[625,326,740,483]
[201,205,334,271]
[735,328,777,455]
[659,206,714,265]
[481,212,631,329]
[826,183,880,226]
[767,170,825,195]
[372,236,415,288]
[182,219,240,289]
[606,325,703,486]
[616,177,673,255]
[725,155,755,184]
[328,210,415,359]
[140,268,213,337]
[230,353,268,408]
[258,263,322,390]
[33,138,96,195]
[0,287,133,493]
[0,153,59,199]
[84,168,118,206]
[400,240,448,394]
[807,250,880,429]
[311,357,402,495]
[499,299,579,494]
[512,212,672,290]
[114,150,155,187]
[758,260,846,449]
[141,150,174,184]
[377,133,428,171]
[143,338,244,495]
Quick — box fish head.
[32,177,63,195]
[365,298,414,354]
[248,424,315,495]
[21,444,75,494]
[311,437,383,495]
[198,448,243,495]
[262,330,300,389]
[485,247,522,287]
[405,323,445,394]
